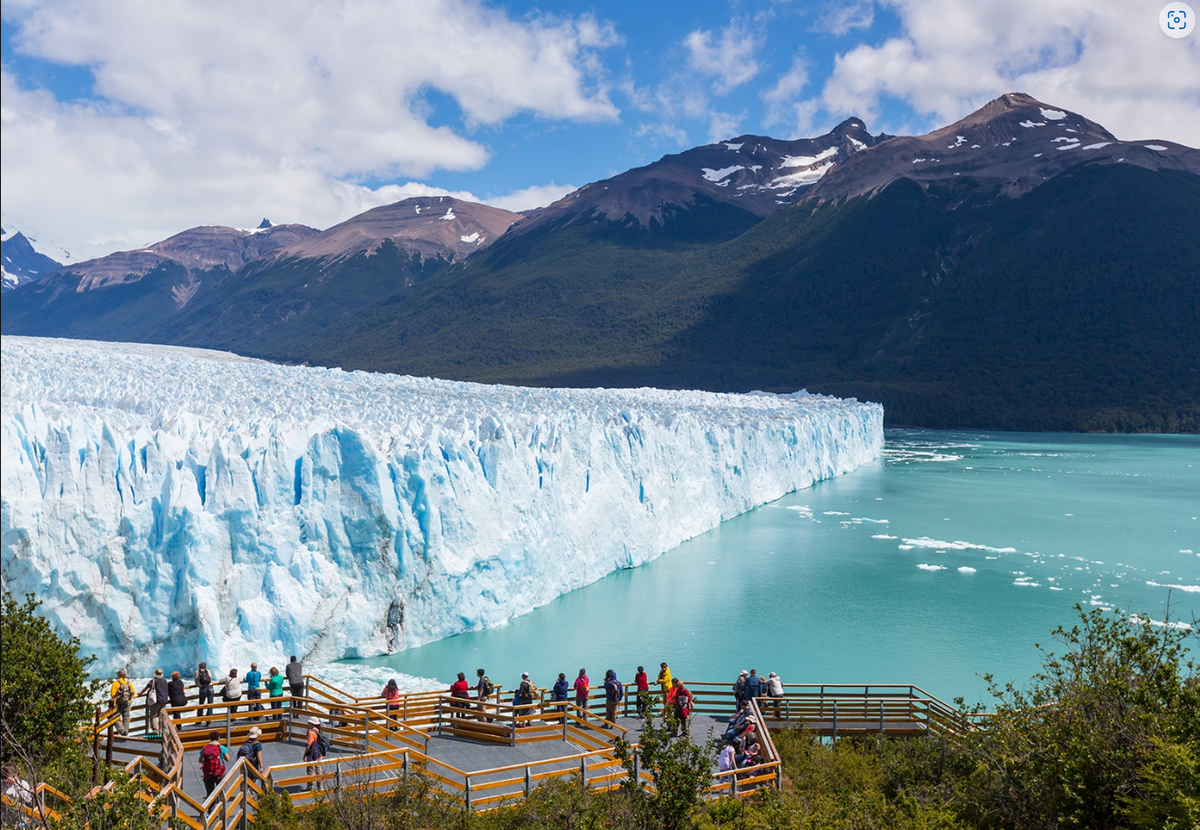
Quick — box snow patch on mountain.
[1040,108,1068,120]
[702,165,744,182]
[1,336,883,674]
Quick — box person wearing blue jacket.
[745,669,763,701]
[551,673,570,714]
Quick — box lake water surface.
[346,430,1199,704]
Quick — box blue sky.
[2,0,1197,258]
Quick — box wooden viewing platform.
[3,676,983,829]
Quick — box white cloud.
[814,0,875,36]
[817,0,1200,142]
[762,56,811,129]
[707,111,745,144]
[484,182,578,212]
[0,0,620,253]
[683,21,762,96]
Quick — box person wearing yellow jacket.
[109,670,135,736]
[656,663,672,714]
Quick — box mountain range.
[4,93,1198,432]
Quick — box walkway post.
[225,706,232,746]
[464,778,472,813]
[632,747,640,787]
[364,712,370,751]
[240,770,249,830]
[579,756,587,786]
[92,706,101,784]
[832,700,838,742]
[878,701,884,732]
[524,765,532,796]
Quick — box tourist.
[1,763,35,827]
[220,667,242,714]
[551,673,569,713]
[266,667,285,718]
[167,671,188,711]
[573,668,590,716]
[245,663,263,716]
[733,670,748,707]
[303,718,326,790]
[634,665,649,716]
[717,741,736,774]
[668,677,693,736]
[199,732,225,796]
[382,679,401,715]
[723,701,750,741]
[285,655,304,705]
[603,669,623,725]
[238,727,265,773]
[745,669,763,702]
[656,663,672,713]
[475,669,494,721]
[766,671,784,718]
[449,672,471,717]
[147,669,169,734]
[513,672,535,708]
[194,662,215,718]
[109,669,135,736]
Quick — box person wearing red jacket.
[634,665,650,716]
[449,672,471,718]
[668,677,693,736]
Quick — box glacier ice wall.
[1,336,883,673]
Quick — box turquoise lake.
[348,430,1199,705]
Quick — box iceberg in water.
[1,336,883,673]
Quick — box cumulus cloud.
[814,0,875,37]
[483,182,578,212]
[684,21,763,95]
[817,0,1200,141]
[762,56,811,129]
[0,0,620,253]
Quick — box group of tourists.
[108,657,309,737]
[732,668,785,716]
[432,662,697,732]
[717,702,764,775]
[196,716,327,796]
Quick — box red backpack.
[200,744,225,779]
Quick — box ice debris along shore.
[1,336,883,674]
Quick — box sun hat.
[309,718,322,727]
[521,672,529,678]
[248,727,262,739]
[740,670,748,676]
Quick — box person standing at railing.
[513,672,535,708]
[475,669,495,722]
[167,671,188,711]
[245,663,263,718]
[656,663,672,714]
[109,669,135,736]
[766,672,784,719]
[551,673,569,714]
[745,669,763,703]
[266,667,285,719]
[733,670,748,708]
[194,662,215,718]
[285,656,304,709]
[220,668,243,714]
[572,669,589,718]
[668,678,693,737]
[382,678,401,715]
[449,672,471,718]
[602,670,623,726]
[634,666,649,716]
[141,669,169,735]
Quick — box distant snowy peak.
[805,92,1200,202]
[2,231,62,292]
[276,196,522,263]
[513,119,882,234]
[26,223,320,307]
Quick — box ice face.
[1,336,883,673]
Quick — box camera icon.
[1161,3,1195,37]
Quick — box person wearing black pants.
[285,655,304,708]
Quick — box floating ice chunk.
[1040,108,1068,120]
[702,165,744,182]
[1145,581,1200,593]
[898,545,915,550]
[917,563,947,571]
[872,534,898,540]
[958,567,977,573]
[900,537,1016,553]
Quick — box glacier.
[1,336,883,674]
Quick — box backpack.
[200,744,225,779]
[197,668,212,686]
[615,681,624,702]
[317,733,328,756]
[482,676,495,697]
[115,681,133,706]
